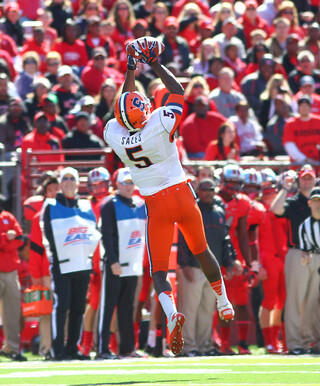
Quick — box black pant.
[51,265,90,357]
[98,263,138,355]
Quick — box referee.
[298,187,320,355]
[271,165,317,355]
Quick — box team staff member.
[42,167,100,360]
[282,95,320,163]
[104,40,234,357]
[271,165,316,355]
[97,168,146,359]
[177,178,235,357]
[298,186,320,354]
[80,167,110,357]
[0,200,26,361]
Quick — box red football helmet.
[87,167,110,198]
[115,91,151,132]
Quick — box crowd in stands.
[0,0,320,361]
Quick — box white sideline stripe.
[1,369,320,379]
[1,361,320,369]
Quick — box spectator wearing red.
[171,0,211,19]
[0,2,24,47]
[36,9,58,48]
[52,19,89,69]
[181,95,227,159]
[51,65,83,118]
[81,16,117,61]
[109,0,135,55]
[21,27,50,74]
[20,112,64,173]
[158,16,191,77]
[41,93,68,140]
[181,76,217,125]
[223,42,247,85]
[0,50,16,83]
[237,0,269,48]
[176,2,202,43]
[204,121,239,161]
[293,76,320,116]
[81,47,124,97]
[0,200,26,362]
[283,95,320,162]
[189,18,215,57]
[0,30,19,59]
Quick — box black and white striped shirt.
[299,216,320,252]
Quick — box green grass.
[0,348,319,386]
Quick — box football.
[126,37,165,60]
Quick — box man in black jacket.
[62,111,104,161]
[177,178,235,357]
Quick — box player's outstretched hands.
[137,38,158,65]
[127,54,137,70]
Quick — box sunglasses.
[199,187,215,192]
[62,176,76,181]
[282,10,293,15]
[24,60,37,65]
[47,62,60,66]
[121,181,134,186]
[221,10,231,13]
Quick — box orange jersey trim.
[166,94,184,142]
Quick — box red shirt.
[204,141,239,161]
[180,111,227,154]
[52,40,89,67]
[81,61,124,96]
[223,193,251,263]
[237,14,269,48]
[0,32,18,57]
[0,210,23,272]
[282,114,320,160]
[20,130,64,171]
[23,195,45,221]
[21,39,50,73]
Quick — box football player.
[104,38,234,356]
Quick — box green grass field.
[0,349,320,386]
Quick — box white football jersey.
[104,106,186,196]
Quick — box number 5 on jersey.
[125,146,153,168]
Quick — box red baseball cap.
[244,0,258,9]
[298,167,316,179]
[34,111,48,122]
[5,2,20,13]
[199,19,214,31]
[164,16,179,29]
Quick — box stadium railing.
[24,147,116,201]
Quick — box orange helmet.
[115,91,151,132]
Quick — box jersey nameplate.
[121,133,142,146]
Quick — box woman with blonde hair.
[109,0,136,55]
[180,75,217,125]
[193,38,218,75]
[15,52,41,100]
[177,2,202,42]
[212,2,234,36]
[276,1,305,39]
[259,73,295,128]
[148,2,169,37]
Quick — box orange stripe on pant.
[145,181,207,274]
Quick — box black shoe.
[203,348,222,356]
[305,348,320,355]
[153,336,163,357]
[53,354,65,361]
[4,352,27,362]
[144,344,154,355]
[66,351,90,360]
[96,351,117,360]
[183,349,202,357]
[44,352,52,361]
[288,348,305,355]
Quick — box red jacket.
[52,40,89,67]
[0,210,23,272]
[237,14,269,48]
[21,38,50,73]
[181,111,227,154]
[81,61,124,96]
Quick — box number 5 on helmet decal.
[126,146,153,168]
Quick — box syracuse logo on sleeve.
[64,226,94,246]
[127,230,142,249]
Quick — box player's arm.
[122,56,137,93]
[237,215,251,266]
[150,61,184,95]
